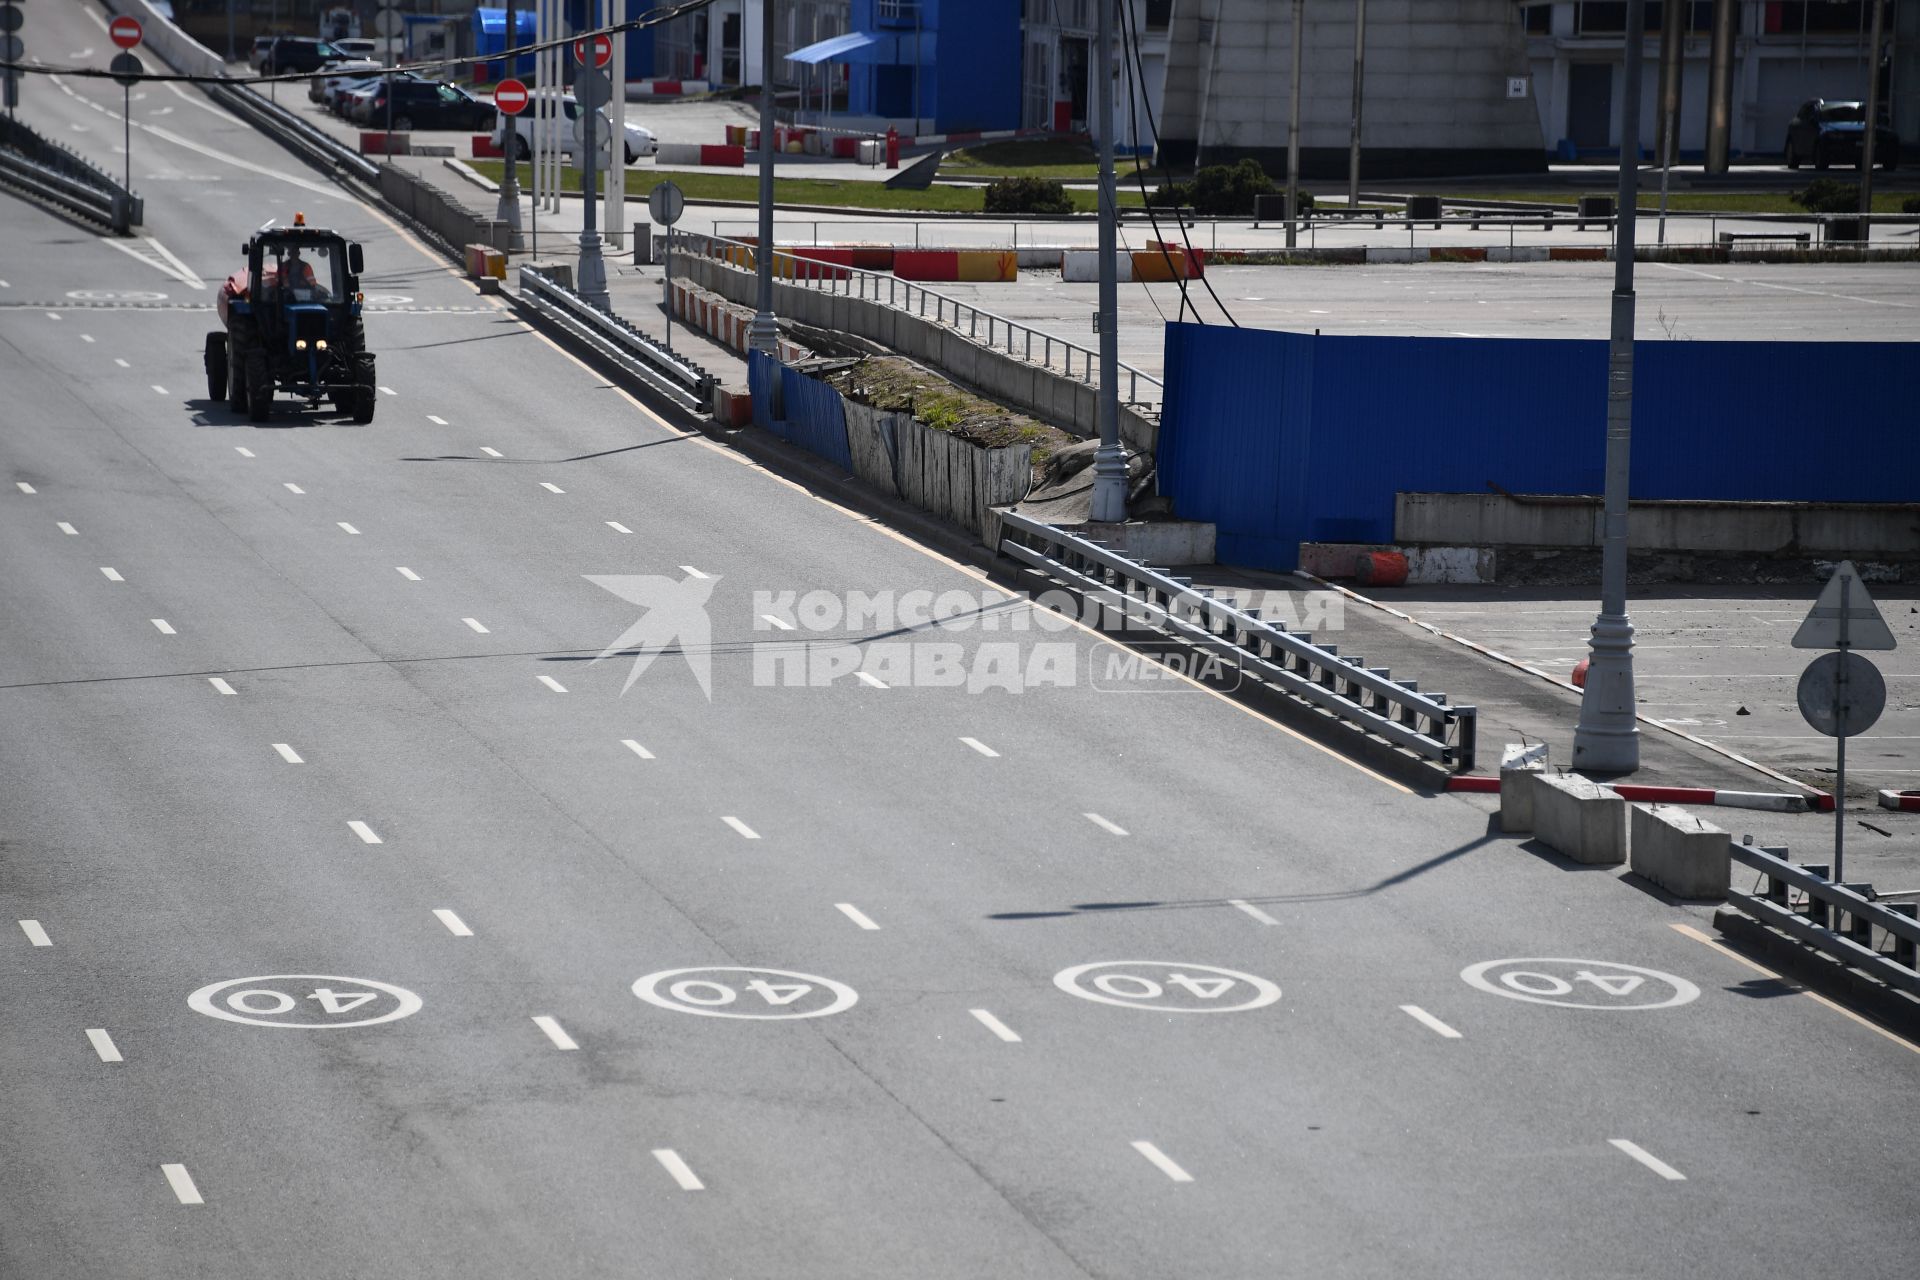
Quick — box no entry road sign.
[574,33,612,68]
[108,15,142,50]
[493,78,529,115]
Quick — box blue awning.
[786,31,881,65]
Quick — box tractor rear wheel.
[351,355,377,424]
[203,332,227,402]
[245,351,273,422]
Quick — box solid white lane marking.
[141,237,206,292]
[113,357,130,367]
[760,614,794,631]
[283,483,305,494]
[347,820,383,845]
[480,447,503,458]
[463,618,490,634]
[537,675,568,693]
[234,446,254,457]
[19,920,52,947]
[337,522,360,535]
[1132,1141,1194,1183]
[150,619,175,635]
[970,1008,1021,1042]
[272,743,304,764]
[532,1015,578,1050]
[1610,1139,1686,1181]
[959,737,999,757]
[621,739,655,760]
[100,567,124,581]
[540,482,565,494]
[151,385,168,396]
[854,671,888,689]
[57,522,78,535]
[16,482,36,494]
[651,1149,705,1191]
[721,816,760,840]
[379,385,397,396]
[1229,899,1279,926]
[679,566,708,578]
[434,908,474,937]
[208,677,236,695]
[835,902,880,931]
[87,1028,123,1063]
[606,521,632,534]
[161,1164,204,1205]
[1084,812,1129,836]
[426,415,448,425]
[1400,1005,1463,1039]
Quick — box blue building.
[823,0,1020,134]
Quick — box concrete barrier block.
[1629,804,1730,899]
[1499,746,1547,834]
[1532,773,1627,865]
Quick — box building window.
[1144,0,1173,30]
[1763,2,1879,35]
[1575,1,1719,34]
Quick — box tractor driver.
[281,247,323,299]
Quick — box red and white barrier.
[633,79,710,97]
[1878,789,1920,813]
[893,249,1017,282]
[1446,775,1824,813]
[666,277,807,362]
[1061,247,1201,282]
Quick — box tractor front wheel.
[245,351,273,422]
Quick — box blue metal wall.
[1158,323,1920,571]
[845,0,1020,133]
[749,354,854,473]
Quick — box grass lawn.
[943,138,1174,186]
[467,159,1146,212]
[1422,189,1918,215]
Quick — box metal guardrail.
[679,230,1164,409]
[1727,843,1920,998]
[518,266,714,410]
[0,117,140,233]
[207,82,380,184]
[997,511,1477,771]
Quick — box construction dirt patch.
[818,356,1077,475]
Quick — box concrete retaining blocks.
[1629,804,1731,899]
[1532,772,1627,866]
[1498,742,1549,834]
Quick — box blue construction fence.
[1156,324,1920,571]
[748,352,854,472]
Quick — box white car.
[491,93,657,164]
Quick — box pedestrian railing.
[0,116,141,234]
[519,265,714,410]
[1726,843,1920,998]
[997,511,1477,771]
[677,230,1164,410]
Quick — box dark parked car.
[364,80,497,133]
[1784,99,1900,170]
[263,37,351,76]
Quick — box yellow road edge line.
[1669,921,1920,1056]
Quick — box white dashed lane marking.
[854,671,887,689]
[347,820,382,845]
[87,1029,124,1063]
[463,618,490,634]
[208,677,236,695]
[337,522,360,535]
[161,1164,204,1206]
[1400,1005,1463,1039]
[651,1150,705,1191]
[606,522,632,534]
[16,482,36,494]
[960,737,999,757]
[537,675,567,693]
[100,567,123,581]
[760,614,794,631]
[434,909,474,937]
[272,743,304,764]
[622,739,655,759]
[721,816,760,840]
[532,1016,578,1050]
[19,920,52,947]
[396,567,420,581]
[679,566,708,578]
[970,1009,1021,1043]
[1228,899,1279,926]
[1132,1142,1194,1183]
[151,385,168,395]
[540,482,565,494]
[283,483,304,494]
[835,903,880,931]
[234,446,254,457]
[1611,1139,1686,1181]
[480,447,502,458]
[113,358,129,367]
[427,415,448,425]
[1083,812,1129,836]
[57,522,78,535]
[379,386,397,396]
[151,619,175,635]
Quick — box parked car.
[262,37,352,76]
[249,36,277,72]
[310,60,382,104]
[361,80,497,133]
[1784,99,1900,170]
[491,93,658,163]
[332,38,379,61]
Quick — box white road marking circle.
[66,289,168,302]
[360,294,413,304]
[1053,961,1281,1013]
[1460,959,1700,1010]
[188,975,423,1028]
[632,966,858,1020]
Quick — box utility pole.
[1088,0,1127,523]
[1704,0,1734,173]
[1285,0,1303,248]
[1573,0,1646,775]
[1655,0,1683,244]
[1858,0,1887,220]
[495,0,524,251]
[226,0,236,63]
[748,0,778,355]
[1347,0,1365,215]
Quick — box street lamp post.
[1858,0,1888,220]
[749,0,778,355]
[1572,0,1646,774]
[1088,0,1126,523]
[1284,0,1302,248]
[1347,0,1366,216]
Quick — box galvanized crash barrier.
[0,116,141,233]
[1725,843,1920,998]
[998,511,1476,771]
[519,266,713,411]
[207,82,379,184]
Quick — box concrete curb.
[1712,908,1920,1037]
[1879,789,1920,813]
[1449,775,1814,812]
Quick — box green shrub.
[983,175,1073,215]
[1149,159,1278,217]
[1790,178,1860,213]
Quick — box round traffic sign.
[109,51,143,88]
[1460,958,1700,1010]
[574,33,613,68]
[188,974,423,1028]
[0,6,23,36]
[493,77,530,116]
[372,8,404,38]
[1797,651,1887,738]
[648,180,685,226]
[572,107,613,166]
[1052,960,1282,1013]
[632,967,859,1020]
[572,65,610,110]
[109,15,144,50]
[0,32,21,62]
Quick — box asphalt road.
[4,6,1920,1277]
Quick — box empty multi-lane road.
[3,5,1918,1276]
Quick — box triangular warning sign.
[1791,561,1897,651]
